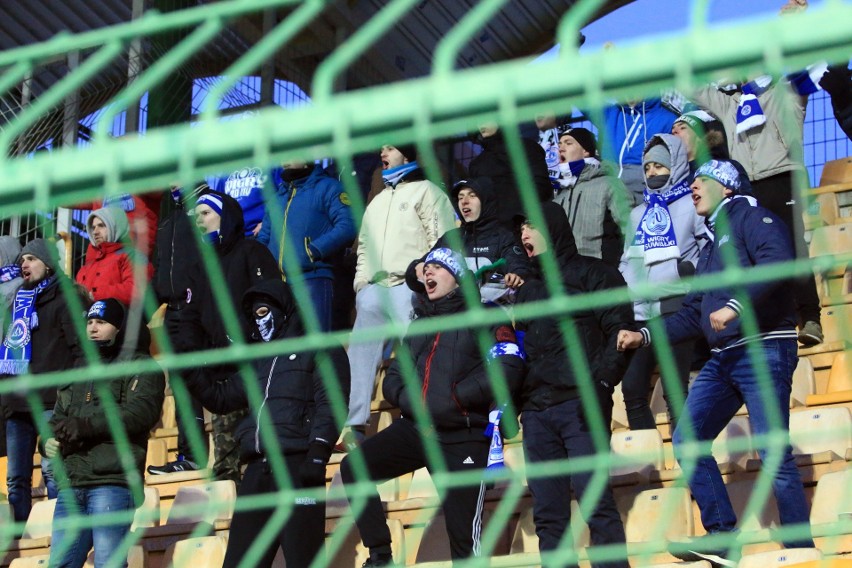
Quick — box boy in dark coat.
[342,247,525,566]
[46,299,165,568]
[184,279,350,568]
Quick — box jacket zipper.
[277,185,298,281]
[254,356,279,454]
[421,333,441,401]
[379,188,394,277]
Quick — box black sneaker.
[147,458,199,475]
[669,537,740,568]
[361,551,392,567]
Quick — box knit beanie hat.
[423,248,468,283]
[0,236,21,267]
[196,193,224,216]
[395,144,418,163]
[674,110,717,135]
[694,160,742,193]
[559,127,597,156]
[643,143,672,170]
[87,298,126,330]
[19,238,59,274]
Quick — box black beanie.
[395,144,417,163]
[559,127,597,157]
[87,299,126,330]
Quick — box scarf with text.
[629,179,692,266]
[0,277,53,375]
[0,264,21,284]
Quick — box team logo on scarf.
[3,318,31,350]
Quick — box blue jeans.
[672,339,814,548]
[50,485,134,568]
[6,410,57,522]
[522,399,628,568]
[305,277,333,333]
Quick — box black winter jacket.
[406,176,531,289]
[184,279,349,462]
[48,316,165,488]
[516,202,634,412]
[153,190,203,306]
[382,289,525,443]
[467,132,554,230]
[1,277,87,415]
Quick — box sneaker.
[147,458,199,475]
[798,321,824,346]
[669,538,739,568]
[362,551,393,567]
[334,427,365,454]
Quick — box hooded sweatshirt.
[76,207,152,305]
[183,278,350,461]
[47,302,165,488]
[0,236,23,317]
[516,202,634,411]
[619,134,709,321]
[405,177,531,289]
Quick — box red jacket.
[76,242,153,305]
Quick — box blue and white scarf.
[557,157,599,190]
[735,63,828,135]
[1,277,52,375]
[629,179,692,266]
[382,161,419,188]
[0,264,21,284]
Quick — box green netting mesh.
[1,0,851,567]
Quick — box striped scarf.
[1,277,52,375]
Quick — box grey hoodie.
[619,134,709,321]
[0,236,23,315]
[86,206,129,247]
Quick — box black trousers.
[750,172,822,325]
[340,418,489,560]
[620,335,694,431]
[223,454,325,568]
[164,308,209,465]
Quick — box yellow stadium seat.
[8,556,49,567]
[806,351,852,406]
[166,480,235,529]
[810,467,852,555]
[130,486,160,531]
[610,429,665,484]
[163,535,228,568]
[737,547,823,568]
[791,357,817,408]
[623,487,694,545]
[789,407,852,464]
[5,498,56,552]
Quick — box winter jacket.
[553,160,627,267]
[382,288,525,443]
[184,279,349,462]
[257,165,356,282]
[619,134,709,321]
[601,98,678,171]
[405,177,531,287]
[467,132,554,230]
[152,191,203,306]
[516,202,634,412]
[76,207,152,305]
[354,169,456,292]
[1,277,88,414]
[211,165,270,235]
[48,311,165,488]
[185,191,282,350]
[75,194,160,257]
[691,83,806,181]
[663,197,797,351]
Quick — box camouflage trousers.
[212,408,249,486]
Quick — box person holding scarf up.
[1,238,87,524]
[617,134,710,431]
[344,144,455,450]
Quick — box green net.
[1,0,851,567]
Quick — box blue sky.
[580,0,829,49]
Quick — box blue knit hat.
[196,193,224,216]
[424,248,468,283]
[694,160,742,193]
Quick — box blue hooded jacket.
[602,98,678,170]
[257,165,356,281]
[664,197,797,351]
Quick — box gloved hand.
[299,442,331,488]
[54,417,93,453]
[44,438,61,459]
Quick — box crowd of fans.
[2,6,851,567]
